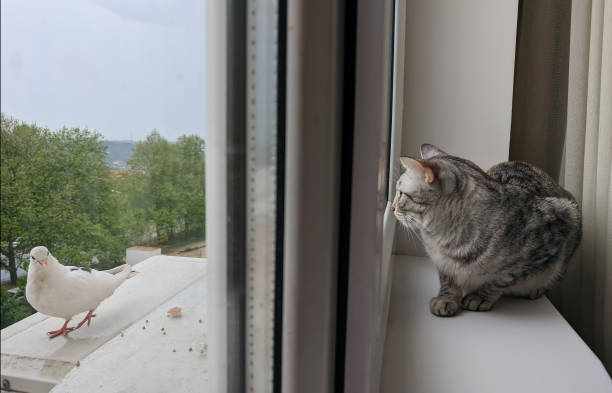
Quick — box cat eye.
[398,190,423,205]
[406,194,424,205]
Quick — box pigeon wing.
[40,266,130,319]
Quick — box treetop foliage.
[1,113,205,284]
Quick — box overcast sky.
[1,0,206,141]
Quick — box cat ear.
[399,157,435,184]
[420,144,447,159]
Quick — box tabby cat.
[392,144,582,317]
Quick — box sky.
[1,0,206,141]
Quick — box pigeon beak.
[41,259,47,267]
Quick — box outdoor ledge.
[1,255,207,393]
[381,255,612,393]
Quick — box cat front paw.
[527,288,547,300]
[461,293,495,311]
[430,296,460,317]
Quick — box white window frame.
[206,1,399,392]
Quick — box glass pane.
[246,0,280,391]
[1,1,207,391]
[1,0,206,272]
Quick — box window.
[1,0,207,302]
[1,1,209,391]
[2,1,420,393]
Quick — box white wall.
[395,0,518,254]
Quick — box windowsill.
[1,256,207,393]
[381,255,612,393]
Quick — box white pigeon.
[26,246,133,338]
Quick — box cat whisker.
[399,214,423,243]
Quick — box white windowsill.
[1,256,207,393]
[381,255,612,393]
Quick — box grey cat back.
[392,143,582,317]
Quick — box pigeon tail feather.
[114,264,132,284]
[103,264,137,280]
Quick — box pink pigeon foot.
[75,310,96,329]
[47,320,75,339]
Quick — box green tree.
[1,284,36,329]
[128,130,181,243]
[1,114,125,284]
[32,127,125,268]
[176,134,206,237]
[124,131,205,245]
[1,115,45,283]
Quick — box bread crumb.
[167,306,182,318]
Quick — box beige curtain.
[510,0,612,375]
[509,0,571,180]
[555,0,612,375]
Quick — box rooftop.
[126,246,161,251]
[1,255,207,393]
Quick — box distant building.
[107,169,137,179]
[110,160,127,169]
[0,253,28,284]
[0,268,27,284]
